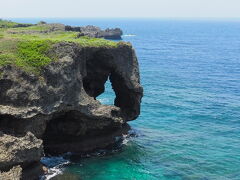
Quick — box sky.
[1,0,240,18]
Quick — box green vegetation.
[0,20,127,74]
[7,25,50,33]
[0,39,54,73]
[0,19,19,28]
[16,40,53,72]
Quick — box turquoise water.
[13,19,240,180]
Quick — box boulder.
[0,132,43,179]
[0,132,43,170]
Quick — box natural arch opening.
[82,50,141,120]
[82,50,116,105]
[96,78,115,105]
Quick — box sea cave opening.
[82,50,118,106]
[96,77,115,105]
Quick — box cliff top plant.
[0,19,19,28]
[0,20,130,74]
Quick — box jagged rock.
[66,25,123,39]
[103,28,123,39]
[0,132,43,179]
[0,42,142,138]
[0,163,42,180]
[65,25,81,32]
[7,22,123,39]
[0,132,43,171]
[0,40,142,178]
[0,165,22,180]
[13,24,32,28]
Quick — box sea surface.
[12,18,240,180]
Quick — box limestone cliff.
[0,41,143,179]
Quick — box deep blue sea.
[12,18,240,180]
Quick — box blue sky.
[1,0,240,18]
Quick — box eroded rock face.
[0,132,43,179]
[0,42,143,178]
[0,132,43,170]
[0,165,22,180]
[66,25,123,39]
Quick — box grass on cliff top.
[0,21,130,74]
[0,19,19,28]
[2,23,119,47]
[0,39,53,74]
[0,19,32,28]
[6,31,119,47]
[7,25,50,33]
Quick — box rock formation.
[0,41,143,179]
[0,132,43,179]
[65,25,123,39]
[0,166,22,180]
[6,22,123,39]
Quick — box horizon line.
[2,17,240,19]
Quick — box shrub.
[16,40,53,72]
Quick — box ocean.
[12,18,240,180]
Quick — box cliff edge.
[0,20,143,179]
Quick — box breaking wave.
[40,156,70,180]
[123,34,136,37]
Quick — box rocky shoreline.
[5,21,123,40]
[65,25,123,39]
[0,21,143,179]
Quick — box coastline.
[0,20,143,179]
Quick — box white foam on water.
[123,34,136,37]
[40,131,136,179]
[44,166,63,180]
[40,156,70,180]
[122,134,130,145]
